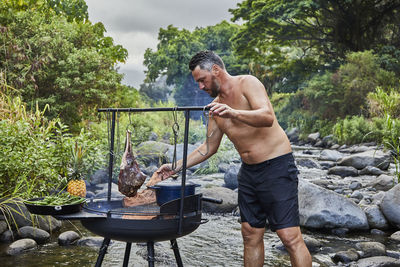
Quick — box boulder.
[6,238,37,255]
[0,229,16,243]
[298,179,369,230]
[319,149,344,162]
[0,221,7,234]
[337,150,391,170]
[380,184,400,228]
[359,166,385,176]
[369,174,398,191]
[363,205,390,230]
[332,249,359,264]
[199,187,238,213]
[286,127,299,143]
[18,226,50,244]
[389,231,400,242]
[224,163,240,190]
[351,256,400,267]
[136,141,171,166]
[356,242,386,258]
[58,231,80,246]
[328,166,358,177]
[307,132,320,144]
[296,158,321,169]
[90,168,109,184]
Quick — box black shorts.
[238,153,300,231]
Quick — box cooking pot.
[148,180,200,206]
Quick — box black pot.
[148,180,200,206]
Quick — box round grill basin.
[80,214,201,243]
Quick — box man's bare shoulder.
[236,75,266,93]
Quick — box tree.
[143,21,249,113]
[0,0,128,128]
[230,0,400,92]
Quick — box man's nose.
[199,83,205,90]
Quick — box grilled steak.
[118,130,146,197]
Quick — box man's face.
[192,65,220,97]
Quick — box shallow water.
[1,213,398,267]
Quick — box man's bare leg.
[276,226,312,267]
[241,222,265,267]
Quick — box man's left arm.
[208,76,274,127]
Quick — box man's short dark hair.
[189,50,225,71]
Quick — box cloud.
[86,0,240,87]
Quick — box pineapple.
[67,141,87,198]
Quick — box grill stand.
[93,107,207,267]
[93,238,183,267]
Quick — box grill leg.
[95,237,111,267]
[122,242,132,267]
[170,239,183,267]
[147,241,155,267]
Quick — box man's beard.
[208,77,220,98]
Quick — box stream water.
[1,213,399,267]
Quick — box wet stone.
[77,236,106,247]
[390,231,400,242]
[332,249,359,264]
[58,231,80,246]
[6,238,37,255]
[356,241,386,258]
[18,226,50,244]
[349,181,362,191]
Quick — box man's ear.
[212,64,220,75]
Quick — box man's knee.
[276,226,304,249]
[241,222,264,245]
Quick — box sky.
[85,0,241,88]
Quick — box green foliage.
[368,86,400,118]
[143,21,249,107]
[333,116,375,145]
[230,0,400,92]
[0,90,107,198]
[302,51,397,120]
[0,1,128,129]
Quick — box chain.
[171,107,179,171]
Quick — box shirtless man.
[156,50,312,267]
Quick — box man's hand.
[207,102,236,118]
[157,163,176,180]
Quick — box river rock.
[363,205,389,230]
[380,184,400,228]
[136,141,171,166]
[350,181,363,190]
[0,229,16,243]
[0,220,7,234]
[286,127,299,142]
[337,150,391,170]
[356,242,386,258]
[58,231,80,246]
[308,132,320,144]
[369,174,398,191]
[36,216,62,232]
[350,256,400,267]
[199,187,238,213]
[77,236,105,247]
[327,166,358,177]
[303,236,322,253]
[390,231,400,242]
[18,226,50,244]
[91,168,109,184]
[332,248,359,263]
[298,179,369,230]
[359,166,385,176]
[320,149,344,162]
[6,238,37,255]
[296,158,321,169]
[2,199,33,228]
[224,163,240,190]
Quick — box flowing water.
[1,213,398,266]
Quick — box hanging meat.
[118,130,146,197]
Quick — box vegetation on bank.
[0,0,399,200]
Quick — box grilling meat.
[118,130,146,197]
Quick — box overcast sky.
[85,0,241,88]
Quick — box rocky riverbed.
[1,133,400,266]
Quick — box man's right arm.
[156,117,223,180]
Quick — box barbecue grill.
[56,106,221,267]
